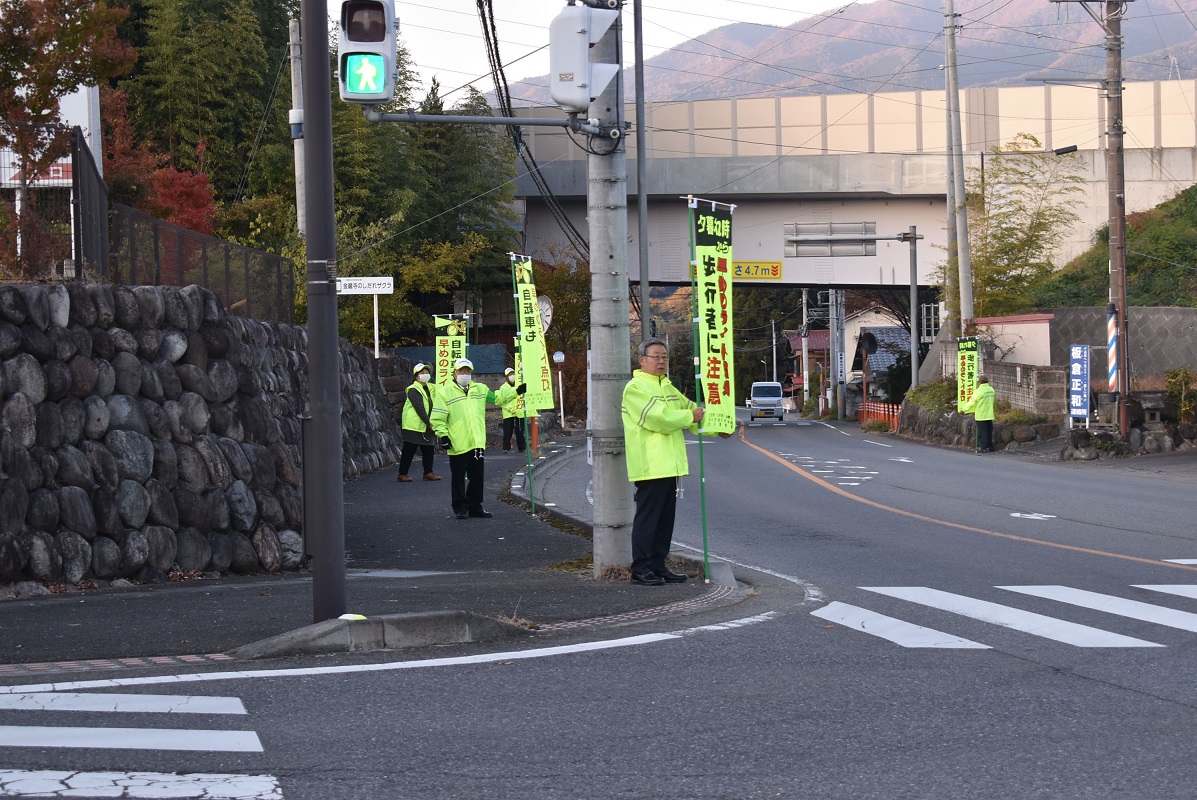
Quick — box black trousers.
[398,441,434,476]
[631,477,678,576]
[976,420,994,452]
[502,417,526,451]
[449,450,485,513]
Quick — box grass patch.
[860,419,891,433]
[548,554,594,573]
[906,378,956,415]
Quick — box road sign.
[335,277,393,295]
[552,351,565,364]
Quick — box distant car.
[749,381,784,420]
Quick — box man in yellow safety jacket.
[495,366,527,453]
[961,374,997,453]
[430,358,523,519]
[621,338,711,586]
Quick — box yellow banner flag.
[690,200,736,435]
[511,255,553,412]
[434,316,467,387]
[957,336,979,411]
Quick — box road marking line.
[674,612,778,634]
[671,542,827,601]
[735,427,1197,574]
[0,634,681,694]
[0,692,246,714]
[0,726,263,752]
[0,769,283,800]
[1163,559,1197,565]
[861,587,1163,648]
[864,440,893,447]
[1135,585,1197,600]
[812,601,990,649]
[999,585,1197,633]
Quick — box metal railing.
[109,203,294,324]
[859,400,901,431]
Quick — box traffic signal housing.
[549,4,619,114]
[338,0,396,104]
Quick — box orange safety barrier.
[858,401,901,431]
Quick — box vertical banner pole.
[373,292,380,359]
[686,197,710,583]
[510,254,554,515]
[509,266,535,516]
[686,196,736,584]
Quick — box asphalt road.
[5,414,1197,799]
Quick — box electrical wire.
[232,47,289,207]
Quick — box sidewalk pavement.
[0,445,742,673]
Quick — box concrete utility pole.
[587,16,635,577]
[801,290,810,404]
[1050,0,1132,436]
[633,0,651,343]
[945,0,974,325]
[771,319,777,382]
[1105,0,1131,437]
[288,20,306,239]
[300,0,345,622]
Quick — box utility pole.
[300,0,345,622]
[586,14,635,577]
[801,290,810,405]
[771,318,777,382]
[633,0,651,343]
[945,0,974,325]
[288,19,306,239]
[1106,0,1130,437]
[1050,0,1132,436]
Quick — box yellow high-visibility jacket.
[621,369,699,482]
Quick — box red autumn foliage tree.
[101,86,157,208]
[149,163,216,235]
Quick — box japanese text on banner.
[1068,344,1090,418]
[692,204,736,435]
[956,337,979,411]
[511,255,553,412]
[433,316,467,387]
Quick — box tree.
[964,133,1085,317]
[0,0,135,274]
[126,0,268,201]
[101,86,158,208]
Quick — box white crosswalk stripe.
[813,601,990,648]
[999,585,1197,633]
[853,586,1165,648]
[0,692,282,798]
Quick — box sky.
[384,0,849,102]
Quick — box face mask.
[456,373,471,387]
[417,373,430,383]
[507,375,516,384]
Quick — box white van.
[749,381,784,420]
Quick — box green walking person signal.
[338,0,395,103]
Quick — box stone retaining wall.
[0,282,401,587]
[898,401,1060,452]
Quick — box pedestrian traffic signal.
[338,0,396,104]
[548,3,619,114]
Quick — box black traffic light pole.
[301,0,346,623]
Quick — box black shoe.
[469,509,494,518]
[655,568,689,584]
[455,511,470,520]
[630,571,665,586]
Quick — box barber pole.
[1107,304,1118,395]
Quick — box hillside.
[508,0,1197,105]
[1033,184,1197,309]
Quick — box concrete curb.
[229,611,529,660]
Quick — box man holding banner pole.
[622,338,728,585]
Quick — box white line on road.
[1135,585,1197,600]
[1163,559,1197,565]
[0,692,246,714]
[864,439,893,447]
[0,769,282,799]
[672,542,828,602]
[0,726,263,752]
[0,635,681,695]
[862,587,1163,647]
[999,585,1197,633]
[812,602,990,649]
[817,422,852,436]
[675,612,779,634]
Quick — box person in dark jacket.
[397,363,441,482]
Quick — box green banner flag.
[690,199,736,435]
[434,316,467,387]
[957,336,979,411]
[511,255,554,412]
